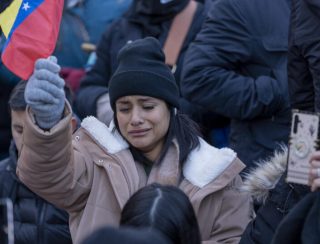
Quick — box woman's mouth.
[128,129,150,137]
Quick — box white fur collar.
[183,138,237,187]
[81,116,128,154]
[81,117,236,187]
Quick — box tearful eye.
[143,104,155,110]
[119,108,130,113]
[144,106,154,110]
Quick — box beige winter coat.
[17,105,252,244]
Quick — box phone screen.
[0,198,14,244]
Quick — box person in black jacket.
[238,1,320,243]
[239,148,310,244]
[181,0,291,171]
[75,0,227,140]
[0,80,73,244]
[288,0,320,112]
[271,191,320,244]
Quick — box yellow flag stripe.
[0,0,22,38]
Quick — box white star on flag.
[22,2,31,11]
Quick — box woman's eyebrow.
[117,100,130,104]
[138,98,155,102]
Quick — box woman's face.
[116,95,170,161]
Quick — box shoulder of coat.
[183,138,237,188]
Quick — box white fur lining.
[183,138,237,188]
[81,116,128,153]
[240,147,287,203]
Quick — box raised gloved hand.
[25,56,65,129]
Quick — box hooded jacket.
[17,104,252,244]
[239,148,310,244]
[0,141,71,244]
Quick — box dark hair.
[81,226,172,244]
[114,106,200,166]
[120,183,201,244]
[8,80,27,111]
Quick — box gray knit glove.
[25,56,65,129]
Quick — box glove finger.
[25,88,63,106]
[34,69,65,89]
[28,78,65,100]
[35,58,61,74]
[29,102,63,114]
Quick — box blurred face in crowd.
[11,110,78,154]
[11,110,25,153]
[116,95,170,162]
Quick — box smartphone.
[286,110,320,185]
[0,198,14,244]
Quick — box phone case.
[286,110,320,185]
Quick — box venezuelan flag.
[0,0,64,80]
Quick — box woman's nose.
[130,108,143,126]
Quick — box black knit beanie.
[109,37,180,111]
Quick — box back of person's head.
[120,183,201,244]
[8,80,27,111]
[81,226,173,244]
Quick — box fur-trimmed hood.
[240,146,288,203]
[81,116,239,188]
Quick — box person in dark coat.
[239,147,309,244]
[0,80,73,244]
[239,1,320,242]
[271,191,320,244]
[181,0,291,171]
[81,227,173,244]
[75,0,212,130]
[287,0,320,112]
